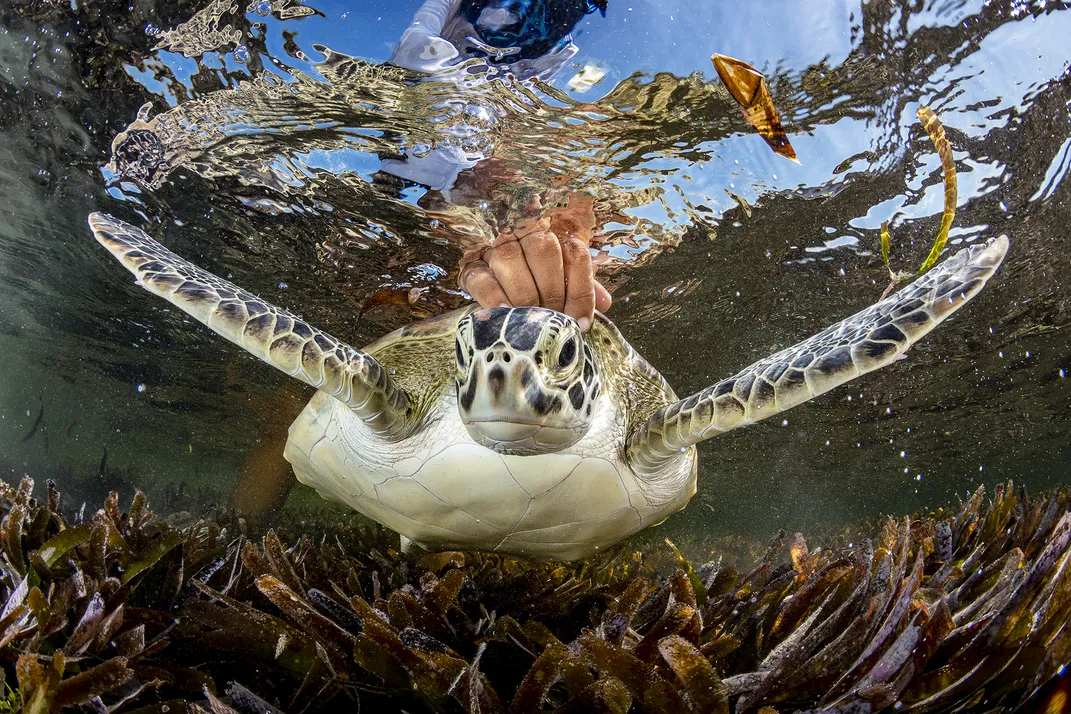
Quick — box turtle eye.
[558,336,577,369]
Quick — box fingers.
[464,242,610,329]
[457,192,610,330]
[515,218,566,312]
[561,235,596,330]
[595,279,613,313]
[485,238,539,307]
[461,258,511,309]
[550,193,601,327]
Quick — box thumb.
[595,280,612,313]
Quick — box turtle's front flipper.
[628,235,1009,473]
[89,213,411,438]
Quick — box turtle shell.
[283,310,696,561]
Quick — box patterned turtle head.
[455,307,600,455]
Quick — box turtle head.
[455,307,600,455]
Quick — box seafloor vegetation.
[0,476,1069,713]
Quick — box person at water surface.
[385,0,613,327]
[230,0,611,519]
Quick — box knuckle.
[463,269,496,293]
[519,285,540,305]
[523,236,562,263]
[514,216,550,239]
[490,241,524,262]
[571,293,595,310]
[466,280,493,301]
[543,286,566,305]
[554,217,582,237]
[561,237,591,263]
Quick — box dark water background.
[1,0,1069,545]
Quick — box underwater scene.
[2,0,1071,710]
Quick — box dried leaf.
[64,592,106,655]
[583,676,632,714]
[712,54,798,163]
[511,645,579,713]
[263,530,307,598]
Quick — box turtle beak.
[458,342,582,455]
[463,342,541,423]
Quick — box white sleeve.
[506,39,579,80]
[390,0,465,72]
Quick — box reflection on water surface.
[1,0,1069,540]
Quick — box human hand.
[458,194,612,330]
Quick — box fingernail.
[578,317,591,332]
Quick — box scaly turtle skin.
[89,213,1009,560]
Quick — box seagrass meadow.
[1,476,1069,713]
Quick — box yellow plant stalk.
[881,106,958,296]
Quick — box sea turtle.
[88,213,1008,560]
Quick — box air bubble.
[136,384,147,393]
[233,45,249,63]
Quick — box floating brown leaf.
[712,54,799,163]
